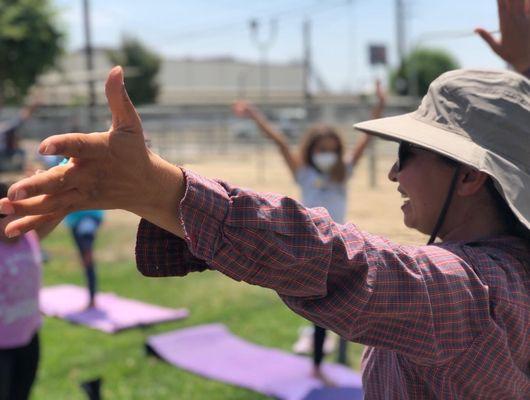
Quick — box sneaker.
[323,332,337,354]
[292,326,314,354]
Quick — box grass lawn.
[31,149,425,399]
[33,222,364,399]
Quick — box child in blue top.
[65,210,104,309]
[43,159,105,310]
[233,81,385,384]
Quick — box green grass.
[33,224,363,399]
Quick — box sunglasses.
[396,142,423,171]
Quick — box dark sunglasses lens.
[397,143,405,171]
[397,142,414,171]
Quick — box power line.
[161,0,350,42]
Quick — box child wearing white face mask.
[233,80,385,385]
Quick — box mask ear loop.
[427,166,461,245]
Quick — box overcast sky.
[53,0,505,92]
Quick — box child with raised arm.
[233,81,385,384]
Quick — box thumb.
[475,28,503,56]
[105,66,142,133]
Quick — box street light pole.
[82,0,96,129]
[395,0,407,67]
[249,18,278,182]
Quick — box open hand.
[0,67,180,237]
[476,0,530,72]
[232,100,257,118]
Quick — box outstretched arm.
[476,0,530,75]
[348,80,386,167]
[0,66,494,365]
[135,168,491,365]
[233,101,300,177]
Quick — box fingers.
[6,163,87,202]
[511,0,526,14]
[105,66,142,134]
[232,101,250,117]
[5,213,64,239]
[475,28,502,55]
[39,132,109,158]
[1,190,84,217]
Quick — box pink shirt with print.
[0,231,42,349]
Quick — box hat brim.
[354,113,485,168]
[354,113,530,232]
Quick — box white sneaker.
[292,326,314,354]
[323,332,337,354]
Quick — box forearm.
[250,111,288,146]
[350,133,372,166]
[370,103,385,119]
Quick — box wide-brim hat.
[355,69,530,231]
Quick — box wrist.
[520,65,530,79]
[512,59,530,75]
[130,153,186,236]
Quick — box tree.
[107,37,161,105]
[0,0,63,104]
[391,48,459,97]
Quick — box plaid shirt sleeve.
[136,168,492,365]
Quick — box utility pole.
[249,18,278,182]
[249,18,278,103]
[395,0,406,67]
[82,0,96,129]
[302,18,312,126]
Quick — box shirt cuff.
[135,168,229,277]
[178,168,231,262]
[135,218,208,277]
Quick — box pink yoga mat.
[40,284,189,333]
[146,324,363,400]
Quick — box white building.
[38,49,315,105]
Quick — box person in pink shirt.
[0,181,58,400]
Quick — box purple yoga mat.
[40,284,188,333]
[146,324,363,400]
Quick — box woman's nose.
[388,161,398,182]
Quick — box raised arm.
[475,0,530,75]
[348,80,386,167]
[232,101,300,177]
[19,92,42,121]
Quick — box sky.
[52,0,505,93]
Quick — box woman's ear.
[456,167,489,197]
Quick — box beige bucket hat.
[355,69,530,231]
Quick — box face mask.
[312,152,338,172]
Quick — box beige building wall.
[37,49,306,105]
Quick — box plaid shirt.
[136,169,530,400]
